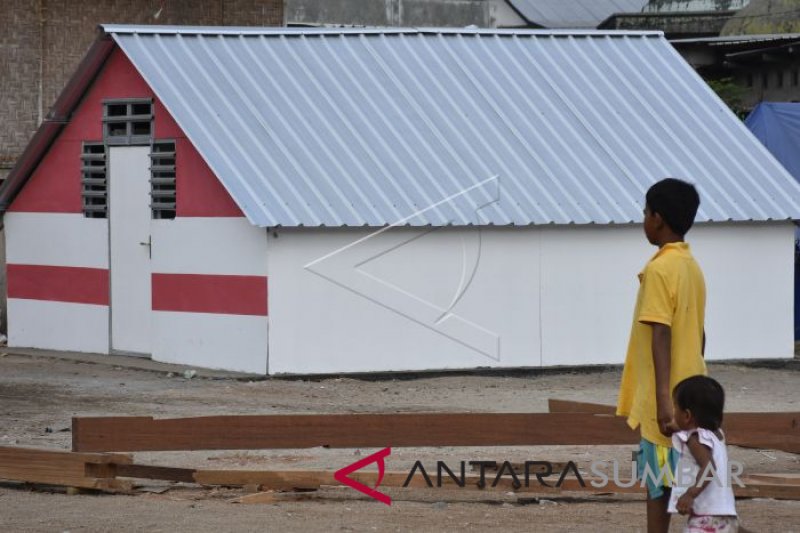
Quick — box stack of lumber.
[0,405,797,502]
[0,446,133,492]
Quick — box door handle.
[139,236,152,258]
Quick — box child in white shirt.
[669,375,738,532]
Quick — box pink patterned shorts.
[685,514,738,533]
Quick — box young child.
[617,178,708,533]
[670,375,738,532]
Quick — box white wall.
[691,223,795,360]
[4,212,109,353]
[268,226,541,374]
[267,223,795,374]
[5,212,108,269]
[151,217,269,276]
[150,217,269,374]
[151,311,268,373]
[539,225,648,366]
[8,299,109,353]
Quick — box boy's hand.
[657,401,676,437]
[662,419,680,437]
[676,492,695,515]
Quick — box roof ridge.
[99,24,663,38]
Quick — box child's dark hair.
[646,178,700,236]
[673,375,725,431]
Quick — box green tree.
[707,77,748,119]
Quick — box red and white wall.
[150,216,268,374]
[5,48,269,374]
[5,213,110,353]
[5,45,796,376]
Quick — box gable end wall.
[5,47,268,373]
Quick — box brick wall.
[0,0,284,174]
[0,1,42,174]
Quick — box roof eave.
[0,30,115,212]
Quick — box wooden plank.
[723,415,800,453]
[195,469,642,494]
[71,413,638,452]
[201,468,800,501]
[471,461,568,474]
[113,464,197,483]
[196,469,332,489]
[745,473,800,486]
[0,446,132,491]
[547,399,800,454]
[237,491,321,504]
[735,479,800,500]
[548,399,615,415]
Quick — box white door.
[109,146,152,355]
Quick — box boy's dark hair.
[646,178,700,236]
[673,375,725,431]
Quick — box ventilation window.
[81,142,107,218]
[103,99,153,145]
[150,141,176,219]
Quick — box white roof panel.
[108,26,800,227]
[508,0,648,28]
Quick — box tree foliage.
[707,77,748,119]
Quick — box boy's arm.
[675,434,715,515]
[650,322,675,437]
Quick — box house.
[285,0,651,30]
[504,0,648,28]
[1,25,798,375]
[672,34,800,110]
[286,0,525,28]
[600,0,750,39]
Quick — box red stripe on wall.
[152,273,268,316]
[7,264,109,305]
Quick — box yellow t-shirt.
[617,242,707,447]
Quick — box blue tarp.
[746,102,800,184]
[746,102,800,340]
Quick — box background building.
[673,33,800,110]
[286,0,525,27]
[0,0,284,182]
[601,0,750,38]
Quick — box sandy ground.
[0,351,799,532]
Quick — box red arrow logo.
[333,447,392,505]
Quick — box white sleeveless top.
[668,428,737,516]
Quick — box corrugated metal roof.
[508,0,648,28]
[107,25,800,227]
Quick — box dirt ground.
[1,351,799,532]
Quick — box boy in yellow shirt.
[617,178,707,533]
